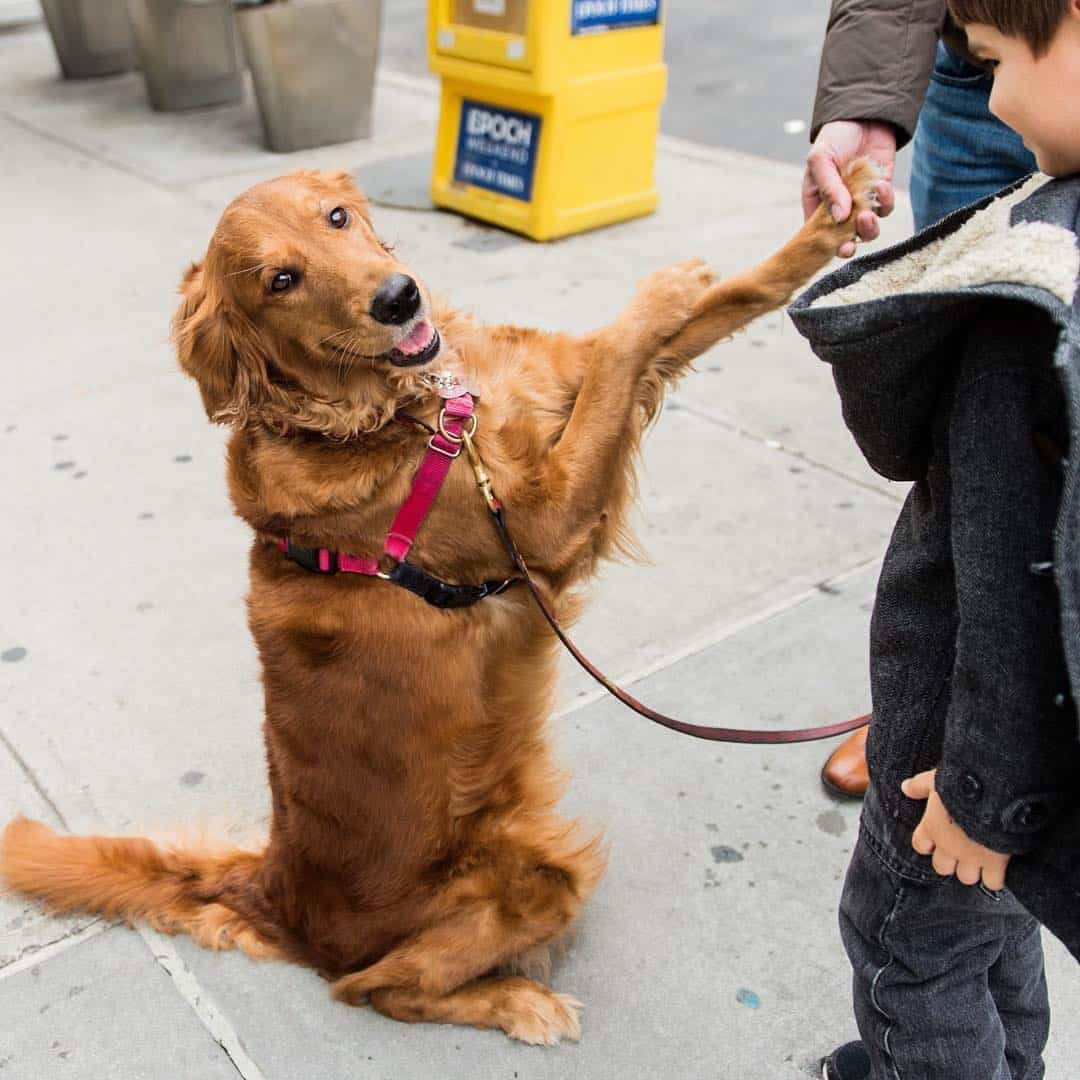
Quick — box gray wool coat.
[789,173,1080,961]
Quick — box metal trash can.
[237,0,380,153]
[40,0,135,78]
[125,0,244,110]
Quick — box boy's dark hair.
[948,0,1071,55]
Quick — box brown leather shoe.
[820,719,870,799]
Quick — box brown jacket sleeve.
[811,0,948,148]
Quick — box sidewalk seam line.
[0,919,107,982]
[554,554,882,721]
[180,133,439,204]
[0,91,431,198]
[0,744,263,1080]
[140,927,269,1080]
[0,107,178,192]
[377,67,440,96]
[0,725,70,831]
[667,391,904,504]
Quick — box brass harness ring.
[438,409,478,444]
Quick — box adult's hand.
[803,120,897,258]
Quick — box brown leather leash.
[459,427,870,746]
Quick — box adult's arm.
[802,2,947,253]
[811,0,948,149]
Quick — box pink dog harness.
[275,389,516,608]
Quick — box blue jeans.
[841,792,1050,1079]
[910,43,1036,231]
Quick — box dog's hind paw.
[501,986,583,1046]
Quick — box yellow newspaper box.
[428,1,666,240]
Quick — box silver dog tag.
[424,370,481,399]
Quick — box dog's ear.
[318,169,372,222]
[290,168,357,193]
[321,169,355,188]
[172,260,270,426]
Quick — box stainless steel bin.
[125,0,244,110]
[238,0,380,153]
[40,0,135,78]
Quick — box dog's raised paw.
[501,986,583,1046]
[631,258,717,341]
[808,156,887,255]
[841,157,886,222]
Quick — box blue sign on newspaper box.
[571,0,660,34]
[454,100,542,203]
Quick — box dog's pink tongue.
[396,319,434,356]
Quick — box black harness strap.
[280,541,517,610]
[386,559,517,609]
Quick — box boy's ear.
[171,260,269,426]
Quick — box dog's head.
[173,170,443,437]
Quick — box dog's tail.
[0,817,280,957]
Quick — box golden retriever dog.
[1,163,874,1044]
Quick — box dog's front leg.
[512,260,717,574]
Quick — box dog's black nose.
[370,274,421,326]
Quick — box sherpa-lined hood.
[789,174,1080,960]
[811,174,1078,310]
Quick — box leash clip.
[461,428,500,513]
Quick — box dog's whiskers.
[318,327,356,347]
[326,331,364,383]
[335,339,352,383]
[320,327,368,385]
[341,333,366,380]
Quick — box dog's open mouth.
[386,320,441,368]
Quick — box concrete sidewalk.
[0,22,1076,1080]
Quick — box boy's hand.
[901,769,1011,890]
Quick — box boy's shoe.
[820,720,870,799]
[821,1041,871,1080]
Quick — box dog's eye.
[270,271,294,293]
[328,207,349,229]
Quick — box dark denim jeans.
[910,43,1037,231]
[841,791,1050,1080]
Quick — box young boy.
[789,3,1080,1077]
